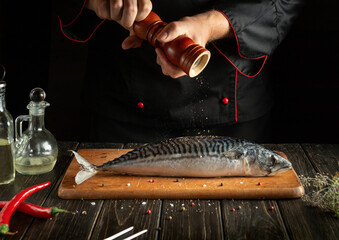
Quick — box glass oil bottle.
[15,88,58,175]
[0,65,15,184]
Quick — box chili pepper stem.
[50,207,75,217]
[0,224,8,235]
[0,224,16,235]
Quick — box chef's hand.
[86,0,152,48]
[156,10,233,79]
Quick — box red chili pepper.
[0,201,72,218]
[0,182,50,235]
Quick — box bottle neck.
[0,93,6,112]
[29,111,45,131]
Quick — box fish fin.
[70,150,99,184]
[222,150,243,159]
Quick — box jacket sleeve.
[55,0,105,43]
[211,0,305,77]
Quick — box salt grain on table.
[91,202,96,206]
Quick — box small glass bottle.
[15,88,58,175]
[0,77,15,184]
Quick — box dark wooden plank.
[301,143,339,176]
[0,142,78,240]
[159,200,223,240]
[221,199,288,240]
[300,143,339,237]
[269,144,338,240]
[91,199,161,240]
[24,197,104,240]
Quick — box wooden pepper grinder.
[133,12,211,78]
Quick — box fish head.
[244,145,292,176]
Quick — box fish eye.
[270,155,276,165]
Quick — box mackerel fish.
[72,136,292,184]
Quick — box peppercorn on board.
[58,149,304,199]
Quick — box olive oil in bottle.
[0,78,15,184]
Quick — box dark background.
[0,0,338,143]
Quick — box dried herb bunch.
[299,172,339,217]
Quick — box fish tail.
[70,150,99,184]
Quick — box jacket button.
[222,97,229,105]
[137,102,144,108]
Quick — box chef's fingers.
[155,48,185,79]
[120,0,138,29]
[135,0,152,22]
[109,0,123,21]
[157,21,185,43]
[122,35,143,49]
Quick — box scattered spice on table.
[220,183,224,186]
[238,205,242,210]
[168,216,173,220]
[146,210,151,215]
[258,182,262,186]
[231,208,236,212]
[190,202,195,206]
[203,184,207,187]
[149,179,154,183]
[126,183,131,187]
[269,206,275,210]
[181,207,186,212]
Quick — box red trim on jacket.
[58,0,105,43]
[212,10,268,78]
[235,70,238,122]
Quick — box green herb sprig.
[299,172,339,217]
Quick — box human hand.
[155,10,233,79]
[86,0,152,29]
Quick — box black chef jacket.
[57,0,304,132]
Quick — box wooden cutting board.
[58,149,304,199]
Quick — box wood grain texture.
[58,149,304,199]
[159,200,223,240]
[269,144,339,240]
[91,199,161,240]
[221,199,289,240]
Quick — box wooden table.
[0,142,338,240]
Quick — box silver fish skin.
[72,136,292,184]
